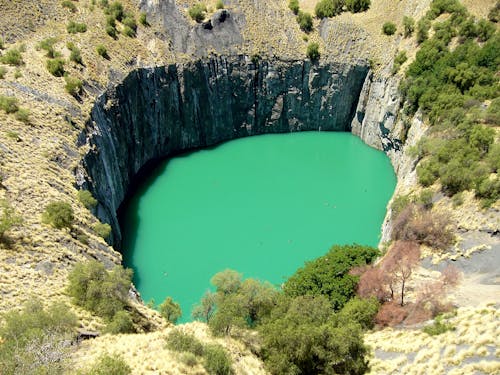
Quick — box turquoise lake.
[120,132,396,322]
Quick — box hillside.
[0,0,498,374]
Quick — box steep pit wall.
[77,56,370,246]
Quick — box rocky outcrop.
[78,56,369,246]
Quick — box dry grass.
[366,304,500,375]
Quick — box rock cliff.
[78,56,369,245]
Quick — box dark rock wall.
[78,56,369,245]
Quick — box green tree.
[42,201,73,229]
[259,295,369,375]
[211,269,242,295]
[283,244,379,310]
[0,299,77,375]
[337,297,379,329]
[315,0,344,18]
[0,199,22,242]
[203,344,234,375]
[159,296,182,324]
[192,290,217,322]
[67,260,132,319]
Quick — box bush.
[188,3,207,23]
[315,0,344,18]
[69,45,83,64]
[297,11,313,32]
[139,12,148,26]
[215,0,224,9]
[346,0,370,13]
[106,25,118,38]
[0,95,19,114]
[392,50,407,73]
[0,37,3,49]
[104,311,135,334]
[93,222,111,239]
[122,15,137,31]
[375,301,408,327]
[0,199,22,242]
[382,21,397,35]
[0,66,6,79]
[42,201,74,229]
[15,108,29,123]
[37,37,58,58]
[203,344,233,375]
[306,42,320,60]
[338,297,379,329]
[96,44,108,58]
[78,190,98,209]
[0,48,23,66]
[403,16,415,37]
[107,1,124,21]
[166,329,205,356]
[62,1,77,12]
[422,315,455,335]
[67,260,133,319]
[64,75,83,97]
[66,21,87,33]
[46,58,65,77]
[121,25,135,37]
[159,296,182,324]
[417,18,431,43]
[489,1,500,22]
[87,354,131,375]
[180,352,198,367]
[0,299,77,375]
[289,0,299,14]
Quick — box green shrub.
[203,344,233,375]
[403,16,415,37]
[122,25,135,37]
[96,44,108,58]
[13,69,21,79]
[0,66,6,79]
[67,260,133,319]
[180,352,198,367]
[417,18,431,43]
[418,189,434,210]
[297,11,313,32]
[87,354,131,375]
[423,315,455,335]
[104,311,135,334]
[122,15,137,31]
[391,194,412,219]
[0,48,23,66]
[392,50,407,73]
[159,296,182,324]
[0,299,77,375]
[306,42,320,60]
[139,12,148,26]
[61,0,77,12]
[0,37,3,50]
[0,95,18,114]
[15,107,29,123]
[42,201,74,229]
[67,21,87,33]
[346,0,370,13]
[108,1,124,21]
[382,21,397,35]
[289,0,299,14]
[477,19,495,41]
[0,199,22,242]
[188,3,207,23]
[68,44,83,64]
[166,329,205,356]
[64,75,83,97]
[338,297,379,330]
[46,58,65,77]
[489,1,500,22]
[93,222,111,239]
[106,25,118,38]
[315,0,344,18]
[78,190,98,209]
[37,37,58,58]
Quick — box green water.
[120,132,396,322]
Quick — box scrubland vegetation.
[399,0,499,207]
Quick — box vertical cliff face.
[78,56,369,245]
